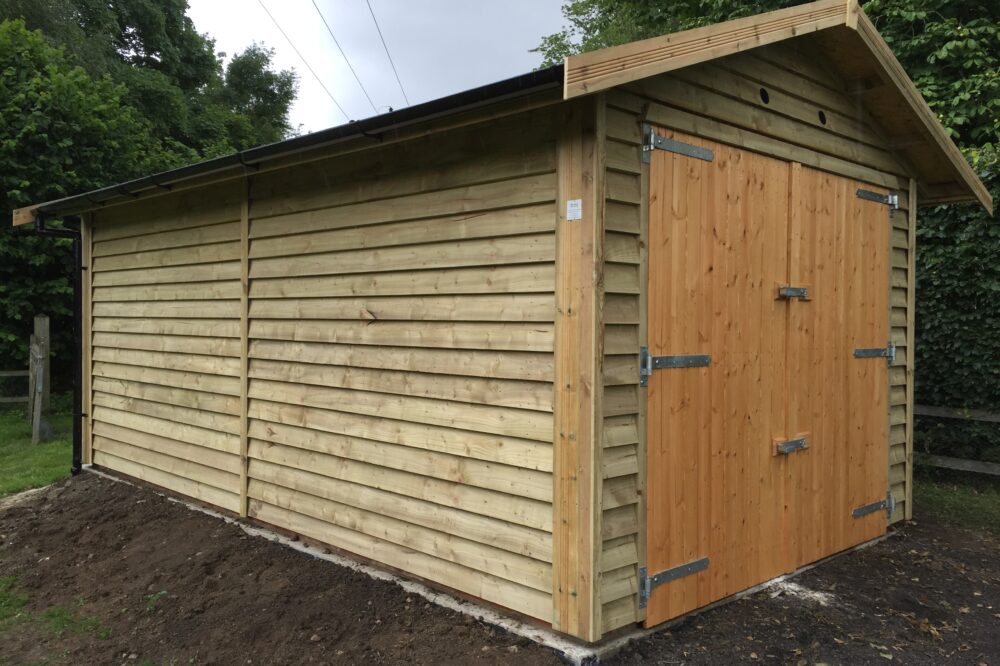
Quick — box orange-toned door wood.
[784,164,890,568]
[644,128,890,627]
[645,130,792,624]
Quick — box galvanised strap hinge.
[642,123,715,164]
[852,490,896,520]
[853,341,896,365]
[856,188,900,217]
[640,346,712,386]
[639,558,710,608]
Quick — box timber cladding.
[89,107,563,622]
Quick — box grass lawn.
[913,467,1000,536]
[0,404,71,497]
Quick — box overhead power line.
[256,0,351,122]
[365,0,410,107]
[310,0,378,114]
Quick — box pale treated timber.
[248,320,554,353]
[96,450,241,513]
[91,405,240,454]
[551,96,604,640]
[247,379,553,443]
[564,0,846,97]
[248,340,554,382]
[246,477,552,593]
[240,176,250,517]
[247,421,552,501]
[247,499,551,620]
[248,358,553,412]
[249,264,555,299]
[904,180,916,520]
[248,451,552,533]
[249,204,554,259]
[248,399,553,472]
[244,443,552,560]
[82,213,94,464]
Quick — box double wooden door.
[644,128,890,625]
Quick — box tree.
[536,0,1000,459]
[0,1,300,383]
[0,19,165,376]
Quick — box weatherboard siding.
[87,107,562,624]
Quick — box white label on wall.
[566,199,583,221]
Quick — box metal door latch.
[777,285,809,300]
[774,436,809,455]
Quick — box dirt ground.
[0,473,997,666]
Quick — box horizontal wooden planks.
[91,184,244,501]
[599,99,644,633]
[87,103,566,633]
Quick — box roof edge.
[12,65,564,225]
[852,11,992,214]
[563,0,848,99]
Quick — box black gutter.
[32,215,83,476]
[29,65,565,219]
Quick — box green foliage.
[0,1,298,380]
[537,0,1000,458]
[0,577,29,626]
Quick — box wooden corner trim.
[850,10,992,214]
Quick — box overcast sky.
[186,0,567,134]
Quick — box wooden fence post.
[35,315,50,413]
[26,334,35,424]
[29,315,50,443]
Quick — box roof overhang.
[564,0,992,213]
[11,65,564,226]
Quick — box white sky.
[186,0,567,134]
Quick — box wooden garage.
[15,0,991,643]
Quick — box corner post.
[904,179,916,519]
[238,176,250,518]
[552,95,606,641]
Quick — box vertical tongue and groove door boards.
[643,128,890,626]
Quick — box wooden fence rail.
[915,403,1000,477]
[914,404,1000,424]
[0,370,29,404]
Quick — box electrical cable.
[256,0,351,121]
[311,0,378,114]
[365,0,410,106]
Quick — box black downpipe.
[33,214,83,475]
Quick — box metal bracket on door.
[777,285,809,300]
[856,188,900,218]
[853,341,896,365]
[852,490,896,520]
[774,436,809,455]
[639,346,712,386]
[642,124,715,164]
[639,557,710,608]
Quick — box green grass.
[0,404,71,497]
[913,468,1000,536]
[0,577,29,627]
